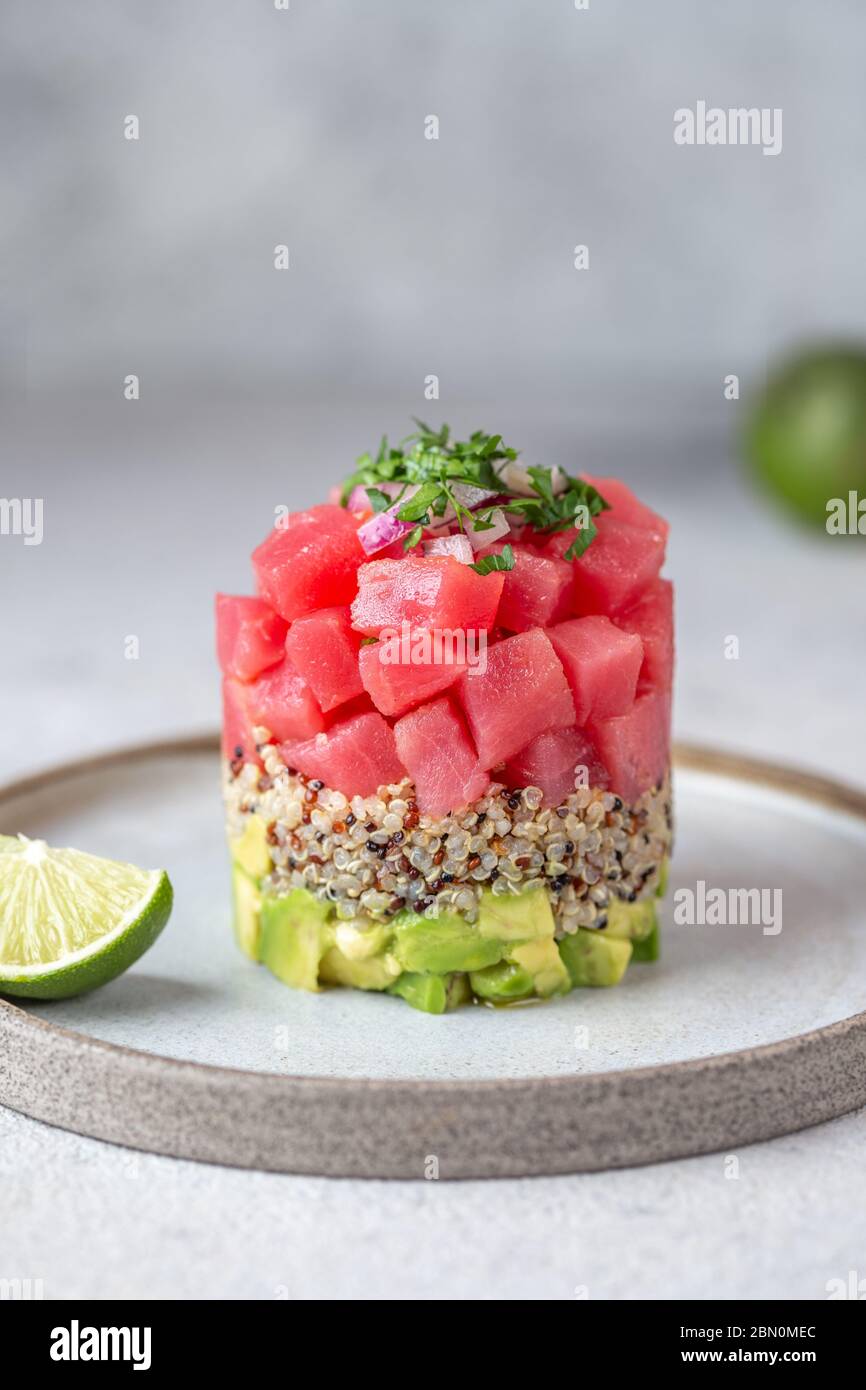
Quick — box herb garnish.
[470,543,515,577]
[341,422,610,566]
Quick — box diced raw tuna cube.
[505,727,608,806]
[252,505,364,622]
[590,691,670,803]
[350,555,503,637]
[282,711,406,798]
[542,527,582,562]
[243,655,326,743]
[547,615,643,724]
[394,697,489,817]
[284,607,364,713]
[478,542,572,632]
[457,629,575,770]
[215,594,287,682]
[222,677,260,764]
[617,578,674,695]
[582,474,670,540]
[330,691,376,721]
[571,516,665,617]
[358,635,467,717]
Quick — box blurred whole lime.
[745,346,866,529]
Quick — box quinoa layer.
[223,728,673,938]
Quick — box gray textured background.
[2,0,865,784]
[3,0,866,403]
[2,0,866,1302]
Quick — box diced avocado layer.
[393,909,503,973]
[231,863,262,960]
[477,882,556,941]
[559,929,633,987]
[319,946,397,991]
[470,960,535,1002]
[387,972,451,1014]
[632,920,660,962]
[228,849,661,1009]
[259,889,332,991]
[508,936,571,997]
[388,971,448,1014]
[656,855,670,899]
[229,814,272,881]
[605,896,657,942]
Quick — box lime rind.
[0,834,173,1000]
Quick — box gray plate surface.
[1,738,865,1177]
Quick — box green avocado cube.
[477,884,556,942]
[231,864,262,960]
[559,929,633,987]
[259,889,333,992]
[605,896,657,942]
[388,972,473,1014]
[319,945,395,992]
[445,973,473,1009]
[631,921,660,962]
[656,856,669,899]
[388,972,448,1014]
[470,960,535,1002]
[332,920,390,961]
[392,910,502,974]
[229,814,272,882]
[506,936,571,997]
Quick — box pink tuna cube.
[222,677,260,766]
[252,505,365,622]
[457,629,575,771]
[547,615,643,725]
[358,635,467,717]
[505,726,609,806]
[478,543,572,633]
[394,697,489,817]
[590,691,671,804]
[282,710,407,798]
[581,474,670,540]
[243,655,326,743]
[571,516,666,618]
[284,607,365,713]
[350,555,503,637]
[616,578,674,696]
[216,594,288,683]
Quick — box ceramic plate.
[1,737,865,1177]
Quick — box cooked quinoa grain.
[224,727,672,937]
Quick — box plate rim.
[2,733,865,1177]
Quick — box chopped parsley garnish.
[341,421,610,564]
[364,487,392,514]
[470,543,515,576]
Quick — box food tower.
[218,427,673,1012]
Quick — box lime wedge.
[0,834,173,999]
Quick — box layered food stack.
[218,426,673,1013]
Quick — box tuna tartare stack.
[218,425,673,1013]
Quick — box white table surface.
[2,397,865,1300]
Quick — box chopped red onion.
[439,482,499,523]
[423,534,474,564]
[357,508,414,555]
[346,485,371,514]
[347,481,419,515]
[493,460,569,497]
[452,482,498,509]
[467,507,510,552]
